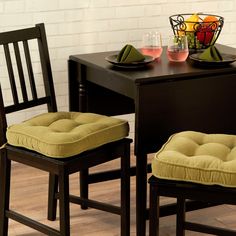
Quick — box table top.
[70,44,236,85]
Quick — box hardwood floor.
[6,150,236,235]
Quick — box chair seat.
[6,112,129,158]
[152,131,236,187]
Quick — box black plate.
[189,53,236,66]
[105,54,155,68]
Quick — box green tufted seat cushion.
[6,112,129,158]
[152,131,236,187]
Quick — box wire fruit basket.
[169,13,224,51]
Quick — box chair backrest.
[0,23,57,145]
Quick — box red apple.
[196,25,214,45]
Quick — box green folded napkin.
[117,44,145,63]
[199,45,223,62]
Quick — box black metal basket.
[169,13,224,51]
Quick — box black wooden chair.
[0,23,131,236]
[149,131,236,236]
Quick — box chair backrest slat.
[13,42,28,102]
[5,96,50,114]
[0,27,40,44]
[36,24,57,112]
[23,40,38,100]
[3,44,19,104]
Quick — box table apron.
[134,73,236,154]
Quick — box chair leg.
[176,197,185,236]
[149,183,159,236]
[0,151,11,236]
[59,169,70,236]
[80,169,89,209]
[47,173,58,221]
[136,153,148,236]
[120,142,130,236]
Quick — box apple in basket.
[196,25,214,45]
[196,15,219,46]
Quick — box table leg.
[68,60,80,112]
[136,153,148,236]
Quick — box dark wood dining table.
[68,44,236,236]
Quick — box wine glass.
[141,32,163,59]
[167,35,189,62]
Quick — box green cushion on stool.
[6,112,129,158]
[152,131,236,187]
